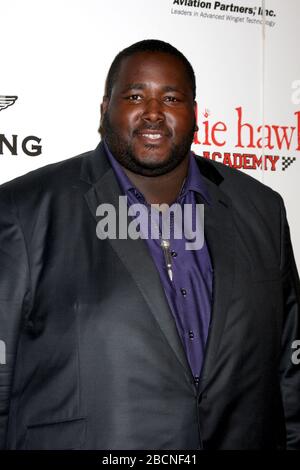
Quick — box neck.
[122,154,190,206]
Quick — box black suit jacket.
[0,142,299,449]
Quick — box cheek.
[168,113,194,134]
[167,107,194,123]
[112,110,140,135]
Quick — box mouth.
[135,130,169,143]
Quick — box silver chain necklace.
[146,178,186,283]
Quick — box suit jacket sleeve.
[278,195,300,449]
[0,186,31,449]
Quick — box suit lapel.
[196,170,235,393]
[81,143,195,389]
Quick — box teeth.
[142,134,162,139]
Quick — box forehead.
[112,51,192,93]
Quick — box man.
[0,39,299,450]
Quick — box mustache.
[133,125,172,136]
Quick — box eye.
[164,96,179,103]
[126,94,142,101]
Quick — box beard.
[99,112,195,177]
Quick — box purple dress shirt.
[103,141,213,384]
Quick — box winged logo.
[0,95,18,111]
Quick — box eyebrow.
[121,83,186,94]
[121,83,145,92]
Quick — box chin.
[135,146,171,162]
[136,155,171,169]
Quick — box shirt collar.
[103,140,211,204]
[181,151,211,204]
[104,140,135,192]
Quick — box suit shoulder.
[194,154,282,204]
[0,150,93,195]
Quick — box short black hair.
[104,39,196,100]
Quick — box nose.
[142,98,164,124]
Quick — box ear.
[101,96,109,117]
[98,96,110,136]
[193,101,199,132]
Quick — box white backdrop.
[1,0,299,268]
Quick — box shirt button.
[171,251,177,258]
[194,375,200,385]
[180,288,187,297]
[189,330,194,339]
